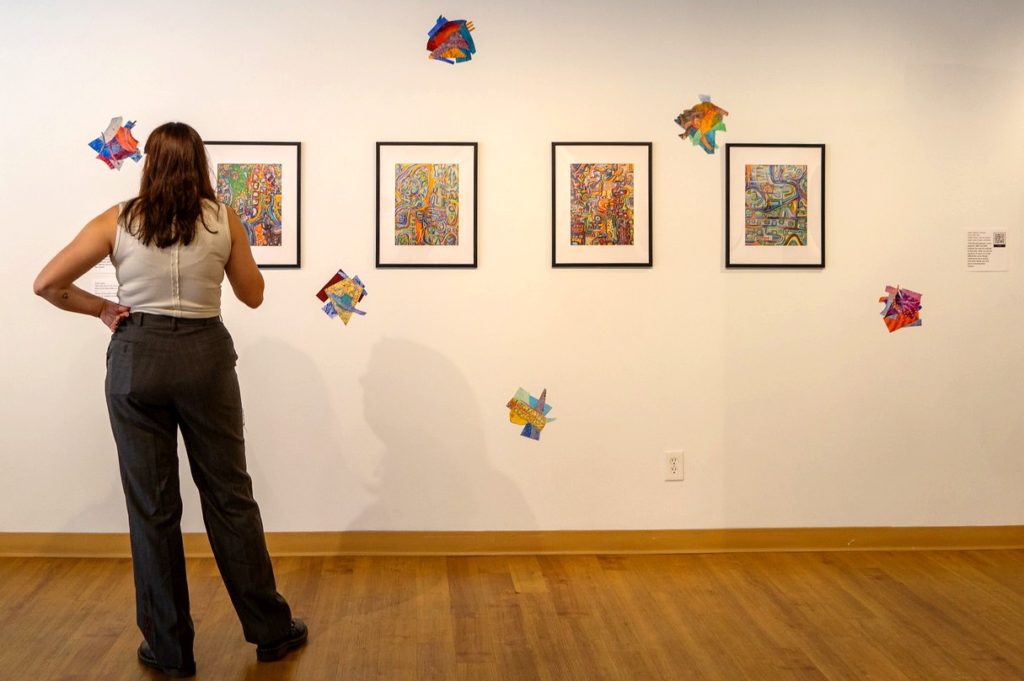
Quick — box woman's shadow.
[351,338,535,531]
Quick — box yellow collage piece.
[507,398,547,430]
[325,279,365,325]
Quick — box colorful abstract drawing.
[317,269,368,325]
[216,163,283,247]
[744,164,808,246]
[675,95,729,154]
[570,164,635,245]
[394,163,459,245]
[879,285,922,333]
[427,15,475,63]
[506,388,554,441]
[88,117,142,170]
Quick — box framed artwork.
[376,142,477,268]
[551,142,652,268]
[725,143,825,268]
[205,141,301,269]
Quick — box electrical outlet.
[664,451,684,481]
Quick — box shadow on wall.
[351,338,536,531]
[240,337,370,530]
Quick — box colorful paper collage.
[317,269,368,325]
[506,388,555,440]
[879,285,922,333]
[427,15,476,63]
[674,96,729,154]
[88,117,142,170]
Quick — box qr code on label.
[993,231,1007,247]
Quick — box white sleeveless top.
[111,200,232,318]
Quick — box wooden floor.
[1,551,1023,680]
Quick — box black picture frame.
[725,143,825,268]
[376,142,478,268]
[551,142,653,268]
[205,141,301,269]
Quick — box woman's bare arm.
[224,207,265,308]
[34,205,131,330]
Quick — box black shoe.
[137,642,196,678]
[256,618,308,662]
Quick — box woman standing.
[34,122,306,678]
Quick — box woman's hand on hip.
[100,301,131,331]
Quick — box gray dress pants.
[105,312,291,668]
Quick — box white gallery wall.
[2,0,1022,533]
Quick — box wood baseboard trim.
[1,526,1022,558]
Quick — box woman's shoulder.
[201,198,230,220]
[116,198,138,222]
[200,199,233,248]
[96,203,123,229]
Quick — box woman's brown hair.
[120,122,217,247]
